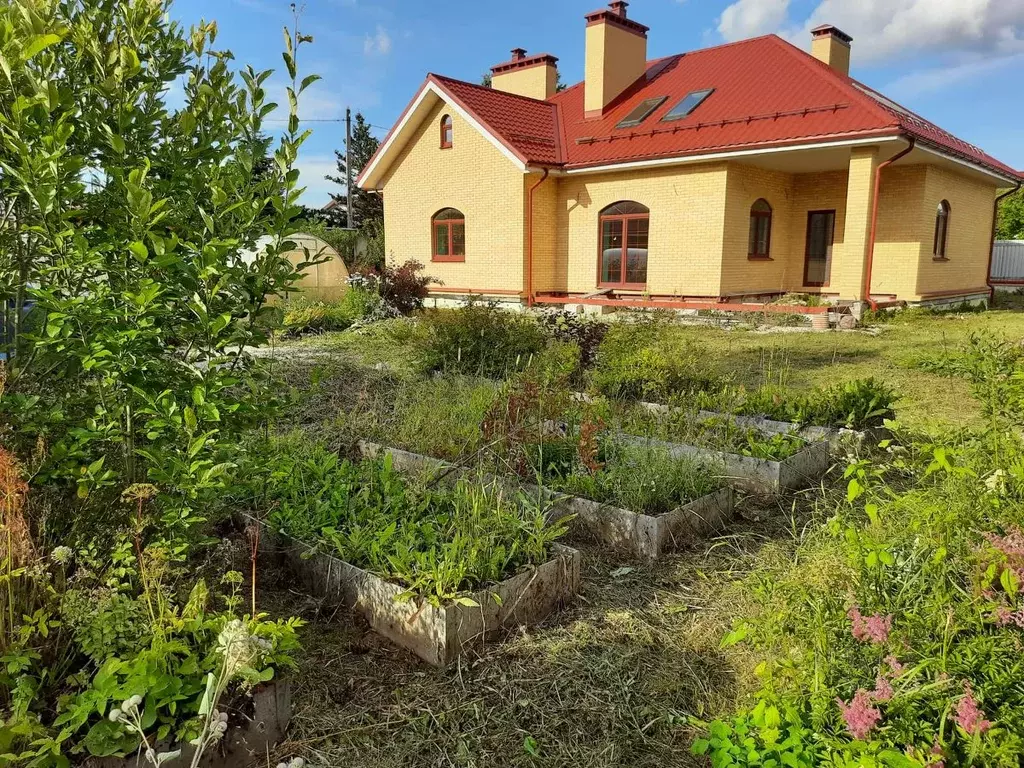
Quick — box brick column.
[834,146,879,301]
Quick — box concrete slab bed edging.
[637,401,886,450]
[86,681,290,768]
[358,442,734,560]
[615,433,832,494]
[267,522,580,667]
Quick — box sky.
[170,0,1024,207]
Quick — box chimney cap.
[811,24,853,44]
[490,51,559,76]
[585,1,649,36]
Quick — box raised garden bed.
[270,528,580,666]
[614,432,831,494]
[359,442,735,560]
[637,401,885,450]
[87,681,291,768]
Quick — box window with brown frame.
[748,198,773,259]
[933,200,951,259]
[440,115,453,149]
[432,208,465,262]
[598,201,649,288]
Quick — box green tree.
[326,112,383,229]
[997,188,1024,240]
[0,0,318,545]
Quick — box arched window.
[599,201,649,287]
[933,200,951,259]
[440,115,453,149]
[748,198,773,259]
[432,207,465,262]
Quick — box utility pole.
[345,107,353,231]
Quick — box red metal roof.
[430,74,563,166]
[428,34,1018,181]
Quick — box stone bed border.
[359,442,735,561]
[88,682,291,768]
[263,518,580,667]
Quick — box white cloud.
[718,0,1024,63]
[363,25,392,56]
[294,153,341,207]
[884,53,1024,99]
[718,0,790,42]
[264,80,345,123]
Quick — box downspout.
[525,168,550,307]
[864,136,915,311]
[989,181,1022,302]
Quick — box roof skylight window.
[616,96,667,129]
[661,88,714,122]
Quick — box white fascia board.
[358,81,527,190]
[562,135,902,175]
[914,143,1020,186]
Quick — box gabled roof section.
[546,34,1020,181]
[356,75,561,189]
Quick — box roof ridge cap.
[429,73,559,107]
[764,35,898,130]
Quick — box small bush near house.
[589,317,722,401]
[537,311,609,367]
[377,260,433,314]
[413,302,548,378]
[249,438,567,606]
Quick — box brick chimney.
[584,1,649,118]
[491,48,559,101]
[811,25,853,76]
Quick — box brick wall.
[555,163,729,296]
[722,164,795,295]
[871,165,927,297]
[914,165,997,298]
[381,99,526,294]
[528,172,561,293]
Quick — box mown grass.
[259,498,802,768]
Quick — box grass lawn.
[647,301,1024,432]
[261,298,1024,767]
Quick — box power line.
[265,117,392,131]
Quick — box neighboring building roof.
[359,33,1021,188]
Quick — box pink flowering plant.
[694,404,1024,766]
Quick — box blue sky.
[170,0,1024,206]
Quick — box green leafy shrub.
[413,303,548,378]
[589,318,721,401]
[722,378,899,430]
[251,439,567,605]
[537,311,609,367]
[692,701,820,768]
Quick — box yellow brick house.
[357,2,1022,313]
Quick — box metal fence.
[992,240,1024,284]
